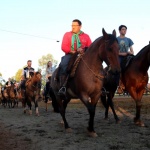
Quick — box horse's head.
[34,71,42,81]
[100,28,120,74]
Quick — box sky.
[0,0,150,80]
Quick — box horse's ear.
[102,28,109,39]
[112,29,116,37]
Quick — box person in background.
[58,19,92,96]
[45,61,55,99]
[5,78,13,88]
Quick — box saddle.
[68,53,84,78]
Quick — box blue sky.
[0,0,150,80]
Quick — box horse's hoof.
[104,117,109,121]
[66,128,72,133]
[88,131,98,137]
[36,113,40,116]
[116,119,121,124]
[134,118,145,127]
[135,121,145,127]
[29,110,32,115]
[60,120,64,125]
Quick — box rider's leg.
[57,54,72,96]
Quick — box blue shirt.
[117,37,134,53]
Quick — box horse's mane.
[87,34,117,52]
[135,44,150,57]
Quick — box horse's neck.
[83,51,102,71]
[30,78,39,87]
[133,46,150,73]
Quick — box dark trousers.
[20,80,26,90]
[45,81,50,96]
[59,54,73,76]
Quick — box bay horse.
[23,71,42,116]
[101,43,150,127]
[51,28,120,137]
[0,86,3,105]
[2,84,16,108]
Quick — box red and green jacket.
[61,31,92,54]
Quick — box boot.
[57,75,67,96]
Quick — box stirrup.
[101,87,109,95]
[57,86,66,96]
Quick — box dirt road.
[0,95,150,150]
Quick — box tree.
[15,69,23,82]
[38,54,58,89]
[38,54,58,69]
[0,72,2,77]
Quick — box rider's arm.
[61,32,72,54]
[128,46,134,55]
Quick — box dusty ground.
[0,95,150,150]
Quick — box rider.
[57,19,92,96]
[5,78,13,88]
[117,25,134,66]
[20,60,35,91]
[3,78,13,92]
[116,25,134,87]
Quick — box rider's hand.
[127,51,132,55]
[69,51,76,54]
[77,48,84,54]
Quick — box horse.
[2,84,16,108]
[23,71,42,116]
[101,43,150,127]
[50,28,120,137]
[43,76,60,112]
[0,86,3,105]
[100,66,120,123]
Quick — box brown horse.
[23,71,42,116]
[101,43,150,127]
[2,84,16,108]
[0,86,3,104]
[121,44,150,126]
[51,28,120,137]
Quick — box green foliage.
[15,69,23,82]
[38,54,58,69]
[0,72,2,76]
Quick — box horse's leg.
[107,95,120,123]
[27,100,32,115]
[8,99,11,108]
[35,97,39,116]
[22,98,27,113]
[57,97,71,132]
[45,96,48,112]
[130,90,145,127]
[134,100,144,126]
[50,88,59,113]
[101,95,109,119]
[86,102,97,137]
[82,96,98,137]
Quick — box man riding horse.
[20,60,34,95]
[57,19,92,96]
